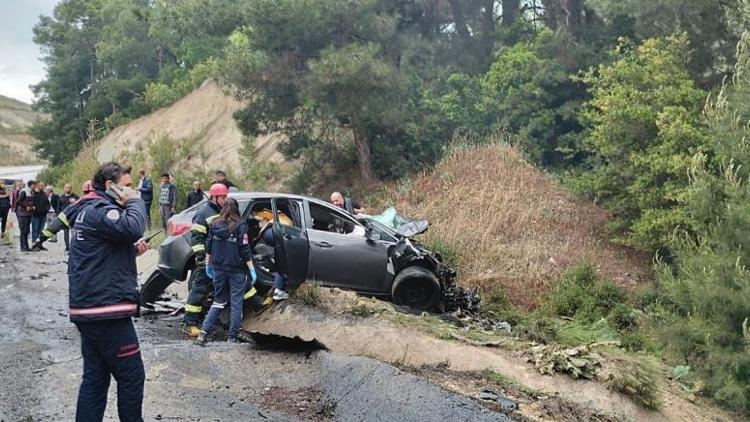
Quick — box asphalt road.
[0,232,510,421]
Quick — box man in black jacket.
[31,183,49,243]
[185,181,204,208]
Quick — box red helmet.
[82,180,93,193]
[209,183,229,197]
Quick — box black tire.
[392,266,441,311]
[140,271,174,306]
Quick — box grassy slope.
[381,142,651,309]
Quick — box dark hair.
[27,180,36,188]
[215,170,226,177]
[139,169,146,176]
[216,197,241,232]
[92,162,132,190]
[161,173,170,179]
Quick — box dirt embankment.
[95,79,288,174]
[244,289,735,422]
[0,95,41,166]
[383,143,651,309]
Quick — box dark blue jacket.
[66,191,147,322]
[139,176,153,203]
[206,220,253,273]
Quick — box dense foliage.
[31,0,750,413]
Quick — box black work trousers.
[183,267,213,325]
[17,215,31,250]
[75,318,145,422]
[0,208,8,235]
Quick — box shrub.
[546,263,600,319]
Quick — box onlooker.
[65,162,149,421]
[158,173,177,230]
[196,197,257,346]
[60,183,80,252]
[31,183,50,245]
[45,186,61,243]
[330,191,363,215]
[15,180,35,251]
[137,170,153,228]
[213,170,236,189]
[0,186,10,237]
[11,180,23,212]
[185,181,204,208]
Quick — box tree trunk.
[448,0,472,41]
[502,0,521,27]
[480,0,496,58]
[350,114,378,187]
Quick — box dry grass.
[381,143,651,309]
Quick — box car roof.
[227,191,333,208]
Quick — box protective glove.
[248,267,257,285]
[205,265,214,280]
[195,252,207,266]
[31,235,48,251]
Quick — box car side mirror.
[364,221,381,241]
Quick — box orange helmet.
[209,183,228,197]
[82,180,93,194]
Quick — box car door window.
[308,202,360,234]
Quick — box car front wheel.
[391,266,441,311]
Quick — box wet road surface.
[0,235,510,421]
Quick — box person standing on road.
[67,162,149,422]
[31,182,49,245]
[15,180,35,251]
[0,185,10,237]
[137,170,153,229]
[185,181,204,209]
[181,183,228,337]
[11,180,23,212]
[196,198,257,345]
[45,186,61,243]
[158,173,177,230]
[59,183,80,252]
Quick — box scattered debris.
[529,343,609,380]
[477,389,518,412]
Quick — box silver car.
[141,192,474,312]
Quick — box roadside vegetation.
[30,0,750,415]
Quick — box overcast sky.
[0,0,59,104]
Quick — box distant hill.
[0,94,41,165]
[96,80,289,181]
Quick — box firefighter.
[40,162,149,421]
[181,182,229,336]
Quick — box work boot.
[272,288,289,301]
[195,330,208,346]
[181,324,201,337]
[227,337,240,344]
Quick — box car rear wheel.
[391,266,441,311]
[140,271,174,306]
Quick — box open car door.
[271,198,309,289]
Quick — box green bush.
[546,263,600,320]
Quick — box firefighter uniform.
[182,200,221,333]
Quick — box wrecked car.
[141,192,478,312]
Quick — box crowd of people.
[14,162,364,421]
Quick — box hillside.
[96,80,287,176]
[386,143,651,309]
[0,94,41,165]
